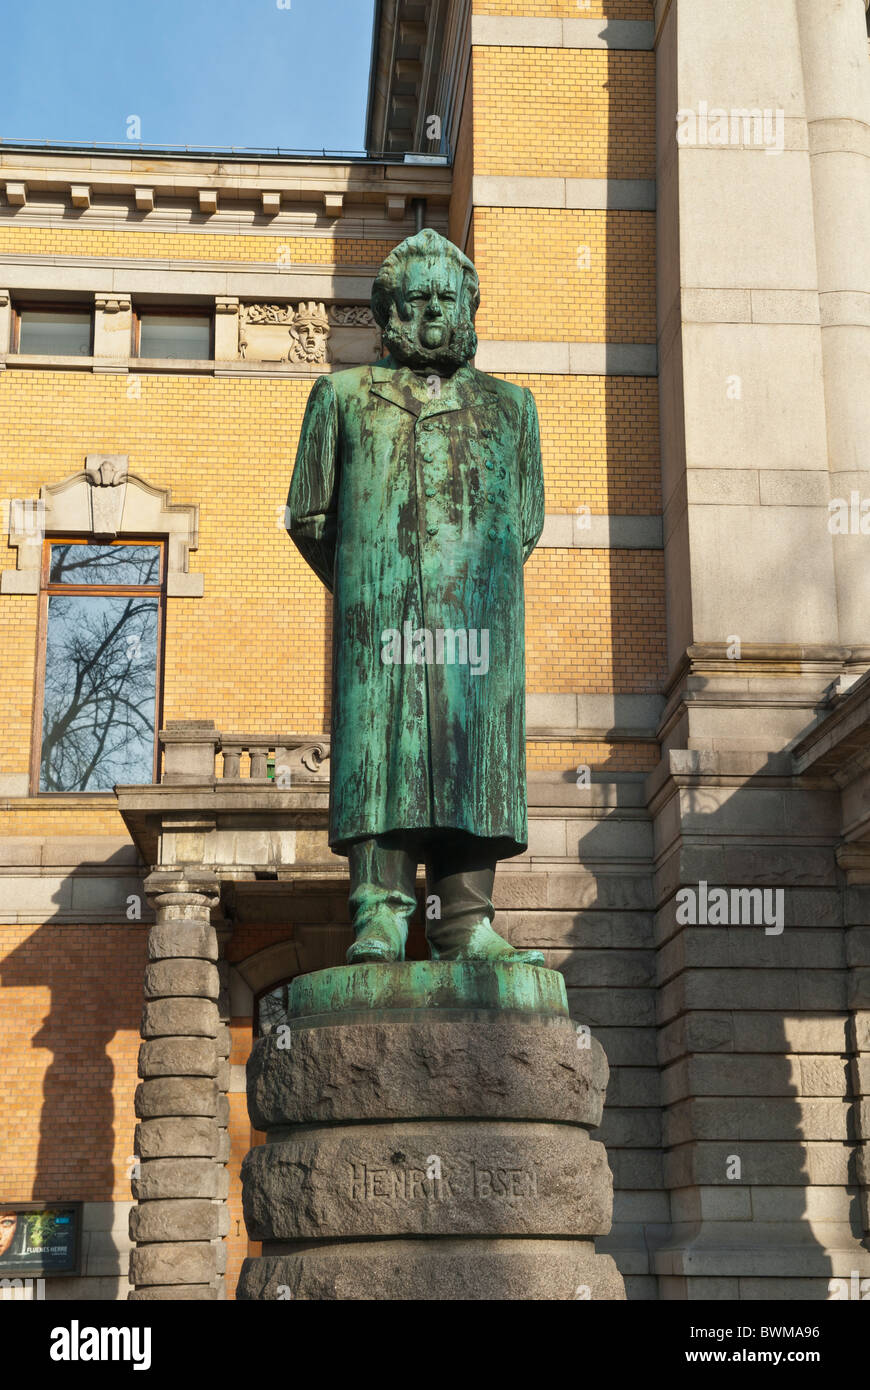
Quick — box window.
[256,980,293,1037]
[15,306,92,356]
[35,541,164,793]
[136,310,212,359]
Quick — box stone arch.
[228,931,349,1019]
[228,940,303,1017]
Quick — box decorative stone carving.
[289,301,330,363]
[85,452,129,536]
[237,303,381,366]
[328,306,377,327]
[85,453,128,487]
[0,466,203,597]
[273,739,330,777]
[243,304,296,325]
[239,301,329,364]
[326,304,382,365]
[94,295,130,315]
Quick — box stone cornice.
[0,150,451,222]
[793,668,870,778]
[0,255,386,305]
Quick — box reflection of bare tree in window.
[40,594,158,792]
[49,544,160,586]
[257,983,291,1036]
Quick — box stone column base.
[238,963,625,1301]
[241,1239,624,1301]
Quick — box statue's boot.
[346,836,417,964]
[426,865,546,967]
[346,906,409,964]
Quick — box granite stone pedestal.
[237,963,625,1301]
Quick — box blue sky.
[0,0,376,152]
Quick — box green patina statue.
[287,229,545,968]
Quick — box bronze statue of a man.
[287,229,545,966]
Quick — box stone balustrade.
[159,720,330,785]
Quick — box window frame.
[31,535,168,796]
[12,300,94,357]
[133,305,214,360]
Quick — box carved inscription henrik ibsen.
[350,1160,539,1202]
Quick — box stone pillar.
[213,912,234,1297]
[655,0,837,693]
[129,870,226,1301]
[795,0,870,650]
[214,298,240,359]
[93,293,133,361]
[0,291,11,355]
[237,962,625,1301]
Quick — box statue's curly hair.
[370,229,480,328]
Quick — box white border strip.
[473,176,655,210]
[476,340,658,376]
[539,514,662,549]
[471,16,655,49]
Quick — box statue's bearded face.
[382,253,477,370]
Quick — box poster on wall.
[0,1203,82,1277]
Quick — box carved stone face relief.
[289,302,330,363]
[238,303,380,366]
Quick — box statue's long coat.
[287,356,545,859]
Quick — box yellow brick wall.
[0,922,145,1202]
[498,373,660,513]
[466,16,664,746]
[0,591,35,778]
[527,740,658,771]
[525,549,666,694]
[0,227,393,267]
[0,804,127,836]
[473,48,654,179]
[473,208,656,341]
